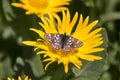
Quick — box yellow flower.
[11,0,71,17]
[7,76,31,80]
[22,10,104,73]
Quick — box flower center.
[28,0,49,9]
[56,49,78,57]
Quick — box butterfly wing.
[44,33,83,52]
[63,36,83,52]
[71,37,83,48]
[44,33,62,50]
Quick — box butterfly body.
[44,33,83,52]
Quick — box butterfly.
[44,33,83,52]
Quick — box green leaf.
[100,12,120,23]
[82,0,94,7]
[25,55,45,77]
[2,0,16,21]
[0,56,14,80]
[100,72,111,80]
[70,28,108,80]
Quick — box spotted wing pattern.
[44,33,83,52]
[44,33,62,50]
[63,36,83,52]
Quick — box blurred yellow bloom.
[7,76,31,80]
[22,10,104,73]
[11,0,71,17]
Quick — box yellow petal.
[89,48,104,53]
[37,51,48,55]
[73,14,83,38]
[24,76,28,80]
[67,12,78,35]
[52,13,62,27]
[22,41,39,46]
[58,10,66,34]
[44,59,56,70]
[44,15,57,33]
[40,18,51,33]
[7,77,11,80]
[81,16,89,30]
[79,20,99,37]
[78,54,102,61]
[30,28,45,38]
[11,3,24,8]
[22,41,49,51]
[84,20,99,34]
[11,0,71,17]
[65,10,70,34]
[64,62,69,73]
[81,28,103,41]
[18,76,22,80]
[70,56,82,69]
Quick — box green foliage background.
[0,0,120,80]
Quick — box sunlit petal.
[22,10,104,73]
[11,0,71,17]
